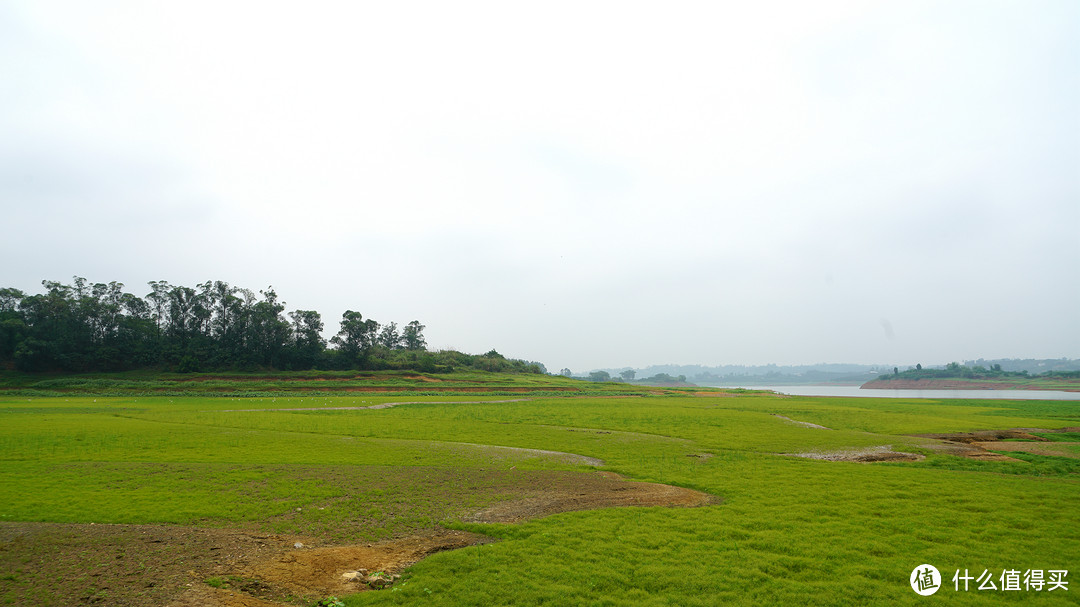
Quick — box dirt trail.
[772,414,831,430]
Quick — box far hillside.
[864,362,1080,391]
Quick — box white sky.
[2,1,1077,372]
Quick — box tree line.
[0,277,544,374]
[877,362,1077,381]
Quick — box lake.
[702,384,1080,400]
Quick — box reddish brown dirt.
[0,472,717,607]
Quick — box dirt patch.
[909,427,1080,461]
[907,429,1069,462]
[784,446,924,462]
[402,374,442,382]
[912,429,1052,444]
[1,471,717,607]
[464,471,718,524]
[222,529,490,604]
[972,441,1080,459]
[0,522,304,607]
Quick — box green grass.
[1034,432,1080,442]
[1,388,1078,606]
[0,369,658,397]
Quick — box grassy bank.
[864,376,1080,392]
[0,369,673,397]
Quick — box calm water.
[703,384,1080,401]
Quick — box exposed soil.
[462,470,717,524]
[911,427,1080,462]
[784,446,924,463]
[0,522,299,607]
[0,472,717,607]
[167,529,493,606]
[973,441,1080,459]
[403,375,443,382]
[912,429,1051,444]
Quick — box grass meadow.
[1,384,1078,605]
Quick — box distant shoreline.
[861,378,1080,392]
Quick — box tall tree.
[246,288,291,367]
[289,309,325,368]
[0,288,27,363]
[377,321,402,349]
[331,311,379,366]
[402,320,426,351]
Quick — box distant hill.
[598,363,894,386]
[596,359,1080,386]
[958,358,1080,374]
[864,360,1080,391]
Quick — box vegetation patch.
[2,385,1079,606]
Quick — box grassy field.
[1,372,1078,605]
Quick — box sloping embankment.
[861,379,1080,392]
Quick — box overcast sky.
[2,1,1077,372]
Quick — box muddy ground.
[911,427,1080,461]
[0,471,717,607]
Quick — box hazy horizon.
[3,1,1077,372]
